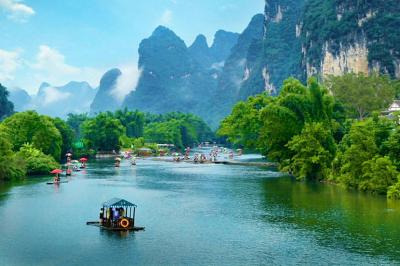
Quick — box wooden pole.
[133,207,136,227]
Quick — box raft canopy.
[102,198,137,208]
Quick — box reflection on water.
[0,157,399,265]
[261,178,400,260]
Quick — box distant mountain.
[188,31,239,69]
[31,81,96,118]
[90,68,122,115]
[210,14,265,126]
[122,26,237,125]
[123,26,199,113]
[8,87,32,111]
[188,34,214,68]
[210,30,240,63]
[238,1,305,101]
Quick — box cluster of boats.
[172,146,242,163]
[47,153,88,184]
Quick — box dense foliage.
[66,113,88,138]
[2,111,63,160]
[0,111,62,180]
[52,117,74,158]
[81,113,125,152]
[218,93,270,149]
[78,111,213,152]
[144,112,213,149]
[16,144,59,175]
[219,74,400,198]
[114,109,144,138]
[0,127,26,180]
[326,73,395,119]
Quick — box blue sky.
[0,0,264,94]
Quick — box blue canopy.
[102,198,137,207]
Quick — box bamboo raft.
[88,198,145,232]
[86,221,145,231]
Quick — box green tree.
[218,93,270,149]
[16,144,59,175]
[0,127,26,180]
[52,118,74,159]
[2,111,62,160]
[336,119,379,188]
[384,127,400,168]
[259,103,302,161]
[66,113,88,138]
[259,78,335,162]
[144,119,183,149]
[326,73,395,119]
[388,181,400,199]
[142,112,213,149]
[114,109,145,138]
[285,122,335,181]
[81,113,125,151]
[360,156,399,195]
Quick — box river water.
[0,155,400,265]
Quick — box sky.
[0,0,264,95]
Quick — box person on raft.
[53,173,60,183]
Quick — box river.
[0,154,400,265]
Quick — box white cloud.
[42,86,71,105]
[0,48,21,81]
[32,45,80,75]
[26,45,104,92]
[111,64,142,103]
[160,9,173,26]
[0,0,35,22]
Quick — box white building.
[387,100,400,113]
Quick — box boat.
[46,181,68,185]
[86,198,145,231]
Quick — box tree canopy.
[2,111,63,160]
[82,113,125,151]
[325,73,395,119]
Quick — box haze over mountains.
[10,81,97,118]
[10,0,400,128]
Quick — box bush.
[360,156,399,195]
[388,181,400,199]
[17,144,59,175]
[0,128,26,180]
